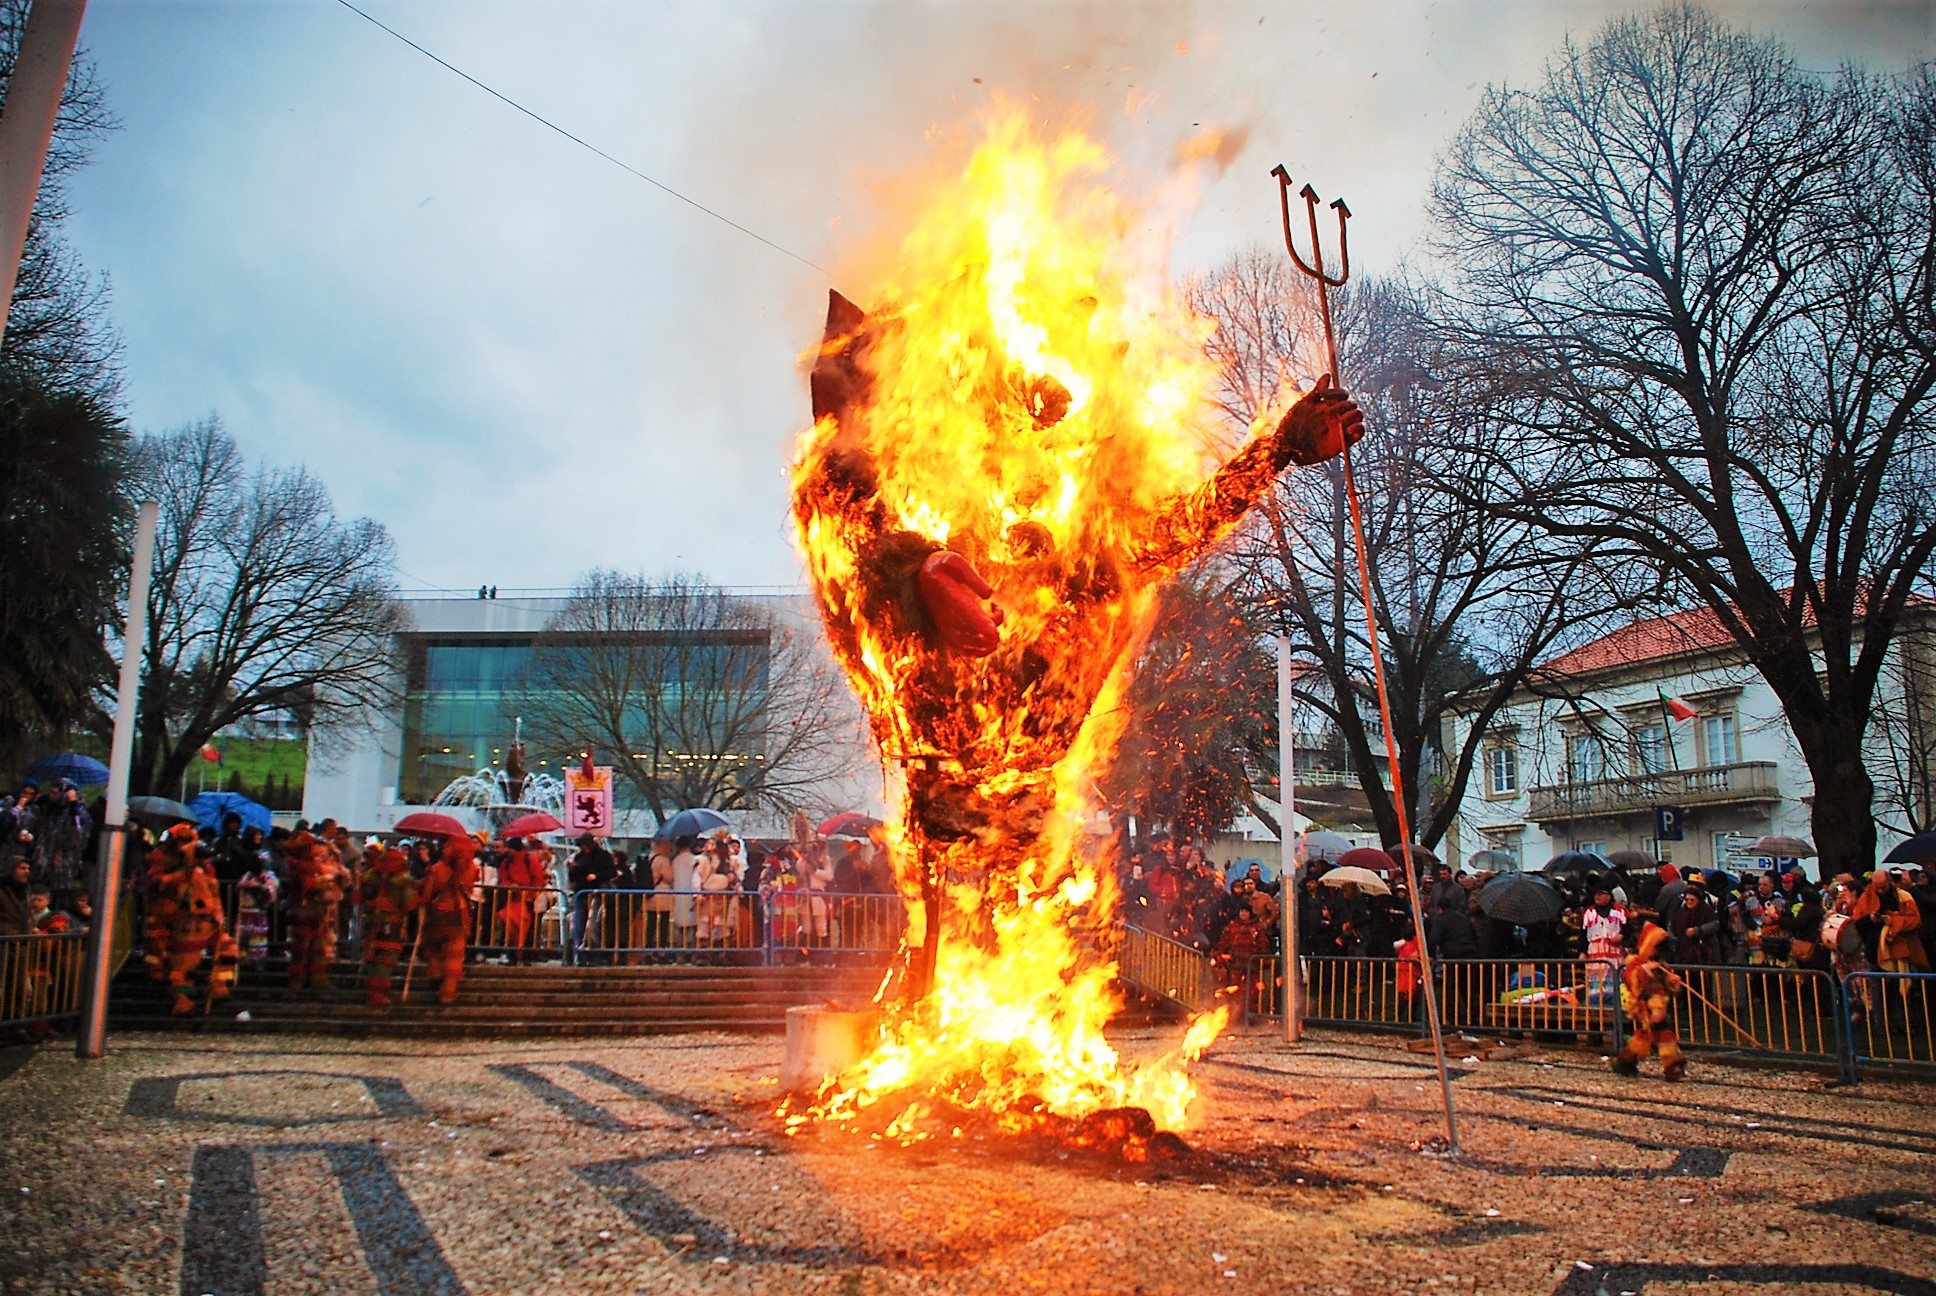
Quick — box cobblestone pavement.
[1,1026,1932,1295]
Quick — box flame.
[787,105,1286,1142]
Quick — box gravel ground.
[0,1025,1932,1295]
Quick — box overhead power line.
[332,0,827,274]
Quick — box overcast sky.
[60,0,1935,594]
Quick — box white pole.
[1277,636,1301,1043]
[0,0,86,351]
[76,498,157,1059]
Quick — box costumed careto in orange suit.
[357,846,417,1009]
[285,830,351,991]
[419,834,479,1005]
[154,840,239,1015]
[1612,922,1688,1081]
[141,823,198,985]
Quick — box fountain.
[428,719,566,832]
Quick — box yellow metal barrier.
[1435,958,1620,1043]
[1664,963,1841,1060]
[1303,956,1414,1028]
[1845,971,1936,1072]
[0,932,87,1025]
[1116,923,1215,1013]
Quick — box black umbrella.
[1884,833,1936,865]
[125,795,197,827]
[1477,874,1565,925]
[1543,850,1610,877]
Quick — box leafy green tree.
[0,374,128,764]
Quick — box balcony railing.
[1527,760,1780,823]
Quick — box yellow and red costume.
[155,844,239,1015]
[357,847,417,1008]
[1613,922,1687,1081]
[286,831,350,990]
[141,826,198,984]
[419,836,478,1004]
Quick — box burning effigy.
[787,107,1361,1148]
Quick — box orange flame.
[787,105,1295,1140]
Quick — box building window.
[1711,830,1739,870]
[1567,732,1608,783]
[1702,713,1738,766]
[1634,724,1671,773]
[1486,745,1518,797]
[1577,839,1607,858]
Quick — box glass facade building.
[396,632,775,806]
[399,639,539,804]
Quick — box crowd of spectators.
[1119,830,1936,1025]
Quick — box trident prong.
[1272,165,1352,377]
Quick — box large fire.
[787,106,1357,1144]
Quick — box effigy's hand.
[917,550,1003,656]
[1274,373,1366,466]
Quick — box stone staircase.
[109,959,891,1039]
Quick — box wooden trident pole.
[1272,164,1459,1150]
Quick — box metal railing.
[1664,963,1842,1061]
[470,885,569,958]
[1434,957,1623,1042]
[0,932,87,1027]
[1302,955,1417,1030]
[1843,971,1936,1078]
[1529,760,1779,822]
[565,890,907,965]
[1116,923,1216,1013]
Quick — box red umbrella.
[1336,846,1397,876]
[499,811,563,839]
[394,811,469,837]
[818,812,883,838]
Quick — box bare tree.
[1432,8,1936,878]
[132,419,405,797]
[521,571,864,825]
[1190,256,1622,850]
[0,0,120,397]
[1098,577,1278,843]
[1870,614,1936,840]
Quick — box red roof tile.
[1540,606,1738,678]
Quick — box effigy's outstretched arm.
[1133,374,1364,574]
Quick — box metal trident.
[1269,163,1459,1152]
[1272,164,1351,380]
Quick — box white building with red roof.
[1443,603,1936,876]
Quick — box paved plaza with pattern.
[1,1027,1932,1295]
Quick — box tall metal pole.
[0,0,87,350]
[77,499,157,1059]
[1278,636,1301,1043]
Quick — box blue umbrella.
[654,807,733,840]
[189,791,271,835]
[22,752,110,786]
[1223,857,1278,883]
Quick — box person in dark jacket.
[1661,870,1721,964]
[568,834,620,962]
[1427,900,1479,960]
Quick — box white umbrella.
[1318,865,1391,895]
[1297,830,1353,862]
